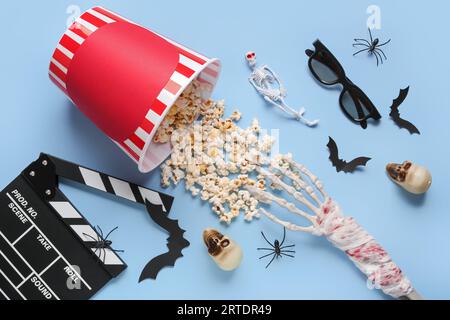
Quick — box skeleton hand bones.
[246,154,422,300]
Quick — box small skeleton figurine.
[245,51,319,127]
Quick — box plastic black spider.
[257,227,295,269]
[83,226,124,263]
[353,28,391,66]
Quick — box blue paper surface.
[0,0,449,299]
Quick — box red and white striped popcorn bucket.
[49,7,221,172]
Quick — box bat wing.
[342,157,372,173]
[327,137,371,173]
[389,87,420,135]
[139,201,190,282]
[327,137,346,172]
[391,116,421,135]
[391,87,410,111]
[139,242,187,281]
[389,104,400,119]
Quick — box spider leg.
[104,226,119,242]
[281,253,295,258]
[97,225,104,239]
[265,254,277,269]
[258,248,275,251]
[377,39,391,47]
[280,244,295,249]
[374,50,383,65]
[376,48,388,60]
[353,43,370,48]
[100,247,107,264]
[93,247,101,261]
[378,51,385,64]
[261,231,275,248]
[353,48,369,56]
[280,250,296,254]
[100,248,103,264]
[82,232,98,242]
[373,51,380,66]
[354,38,371,46]
[368,28,373,43]
[95,232,102,243]
[280,227,286,247]
[259,252,276,260]
[113,249,124,253]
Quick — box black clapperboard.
[0,153,174,300]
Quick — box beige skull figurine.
[386,161,432,195]
[203,228,243,271]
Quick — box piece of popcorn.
[230,110,242,121]
[220,214,232,224]
[190,187,200,196]
[251,118,260,133]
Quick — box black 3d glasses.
[306,40,381,129]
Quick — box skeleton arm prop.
[246,155,422,300]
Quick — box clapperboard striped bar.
[0,154,175,300]
[49,154,174,213]
[49,6,221,172]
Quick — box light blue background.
[0,0,449,300]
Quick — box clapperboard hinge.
[21,153,175,278]
[21,154,127,279]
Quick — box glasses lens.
[340,90,371,121]
[310,56,339,84]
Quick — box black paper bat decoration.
[327,137,371,173]
[389,86,420,135]
[139,200,190,282]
